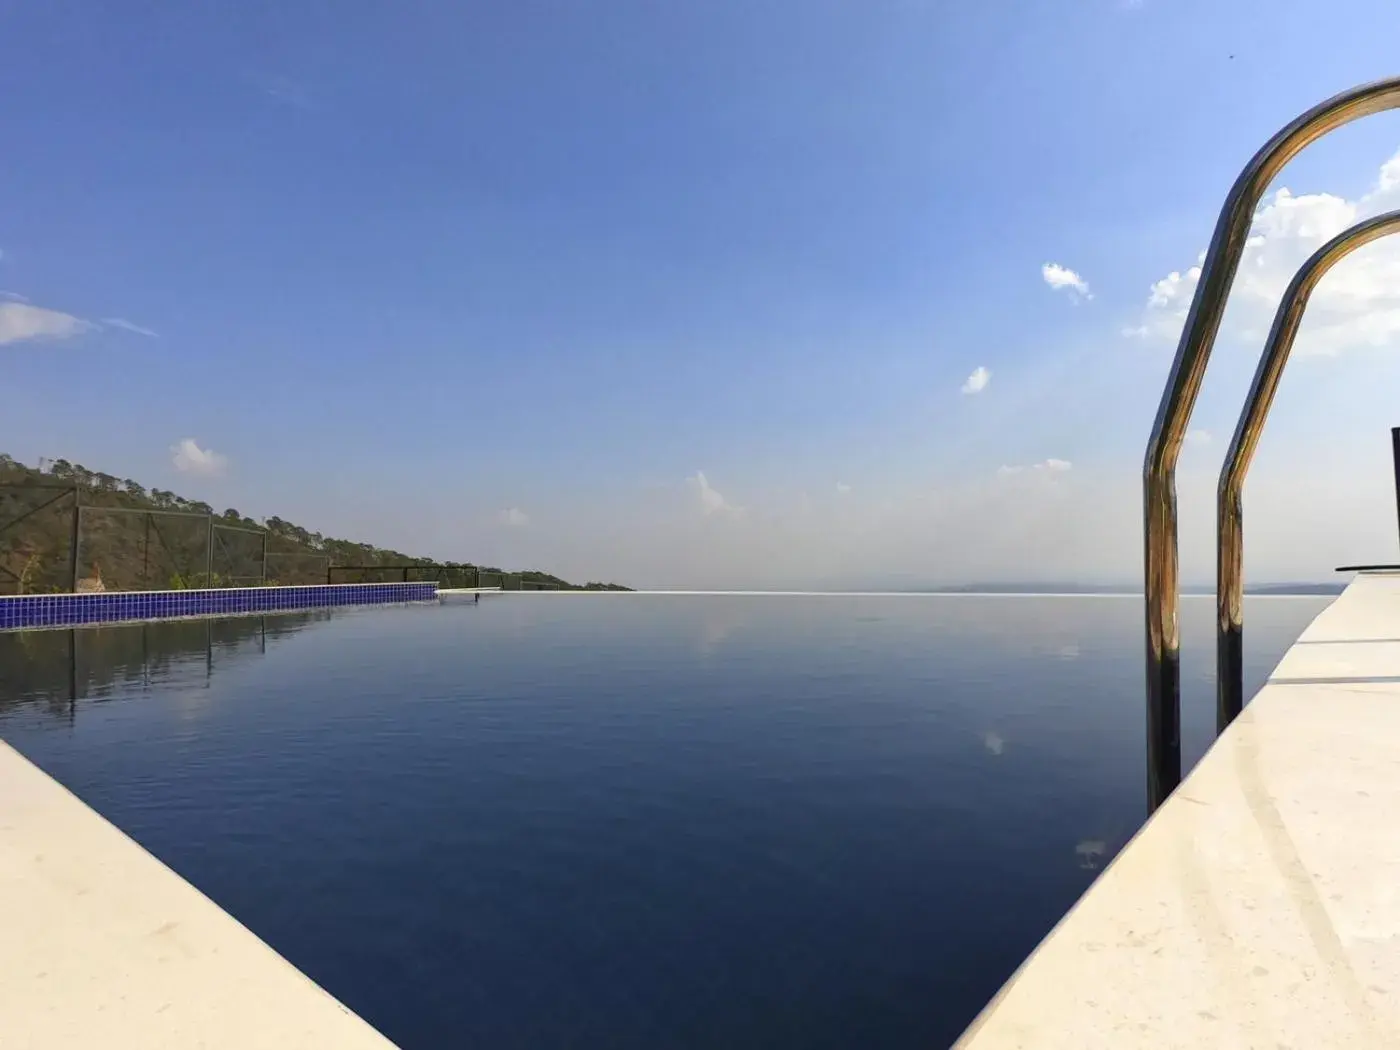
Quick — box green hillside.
[0,454,629,595]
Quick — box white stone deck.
[0,742,398,1049]
[956,572,1400,1049]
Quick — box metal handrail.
[1217,210,1400,727]
[1144,75,1400,813]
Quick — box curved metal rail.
[1217,210,1400,727]
[1144,75,1400,812]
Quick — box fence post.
[68,488,82,592]
[142,513,151,590]
[1391,426,1400,554]
[326,564,333,585]
[205,515,214,588]
[261,532,269,586]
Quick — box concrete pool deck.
[0,741,398,1048]
[956,571,1400,1049]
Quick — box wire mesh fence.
[0,482,551,596]
[210,521,268,588]
[264,550,331,587]
[0,485,290,595]
[76,505,215,592]
[328,565,520,589]
[0,482,78,596]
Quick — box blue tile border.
[0,582,439,632]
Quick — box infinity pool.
[0,594,1328,1048]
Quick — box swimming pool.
[0,594,1328,1048]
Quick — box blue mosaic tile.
[0,583,437,632]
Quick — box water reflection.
[1075,839,1108,870]
[0,611,334,722]
[0,594,1336,1050]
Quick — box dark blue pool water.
[0,594,1328,1048]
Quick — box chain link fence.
[1,482,542,596]
[0,484,332,595]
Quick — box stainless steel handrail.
[1217,210,1400,728]
[1144,75,1400,813]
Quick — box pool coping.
[0,739,400,1048]
[954,573,1400,1048]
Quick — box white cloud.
[170,438,228,477]
[961,365,991,395]
[101,317,159,338]
[688,471,743,517]
[0,290,28,302]
[1130,149,1400,356]
[1186,428,1212,445]
[998,458,1072,477]
[1042,262,1093,301]
[835,481,852,495]
[498,507,530,527]
[0,302,91,346]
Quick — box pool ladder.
[1144,75,1400,812]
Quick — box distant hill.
[1241,582,1346,596]
[934,581,1346,596]
[0,454,630,594]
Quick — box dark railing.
[326,565,532,589]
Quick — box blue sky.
[6,1,1400,587]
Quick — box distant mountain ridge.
[930,581,1345,596]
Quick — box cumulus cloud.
[688,471,743,517]
[836,481,852,495]
[498,507,530,527]
[101,317,159,338]
[961,365,991,395]
[1129,148,1400,355]
[997,458,1072,477]
[1042,263,1092,301]
[0,301,91,345]
[171,438,228,477]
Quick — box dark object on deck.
[1392,426,1400,553]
